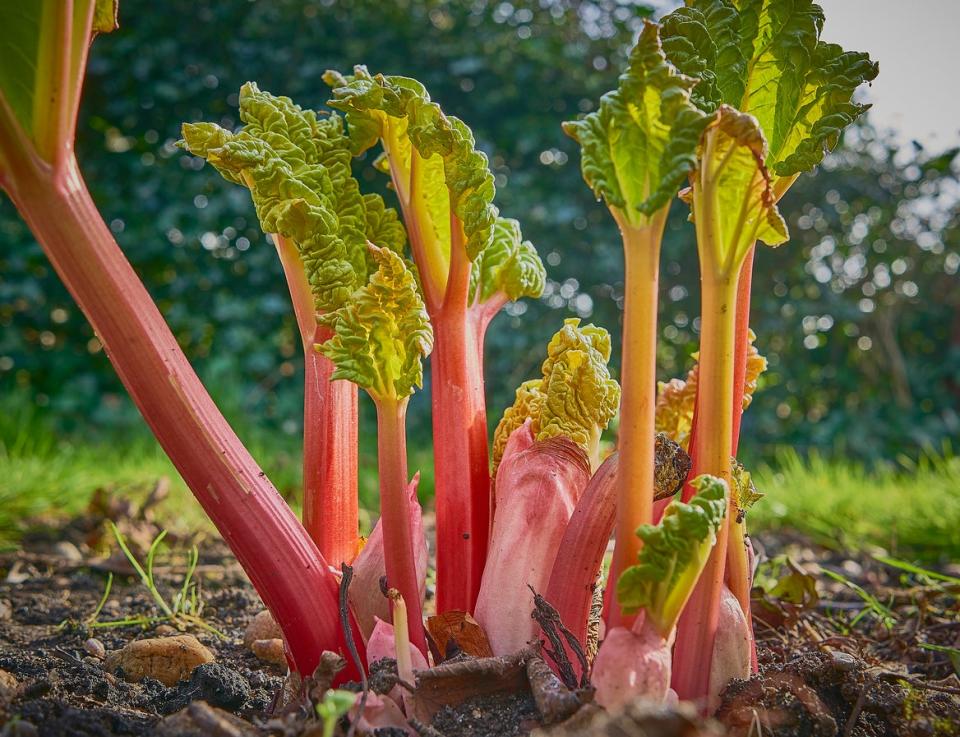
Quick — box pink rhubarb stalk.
[350,475,428,640]
[274,234,359,567]
[475,423,591,655]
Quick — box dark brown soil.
[0,518,957,736]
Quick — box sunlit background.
[1,2,958,539]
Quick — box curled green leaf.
[616,475,729,637]
[470,217,546,305]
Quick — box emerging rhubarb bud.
[492,318,620,475]
[707,586,751,710]
[591,617,672,710]
[475,423,591,655]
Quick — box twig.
[528,586,589,689]
[340,563,367,737]
[841,672,878,737]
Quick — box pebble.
[104,634,214,687]
[154,624,177,636]
[243,610,282,649]
[53,541,84,563]
[84,638,106,659]
[250,638,286,666]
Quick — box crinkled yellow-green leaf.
[326,66,496,263]
[470,218,545,305]
[661,0,878,178]
[180,83,404,313]
[317,246,432,403]
[492,319,620,473]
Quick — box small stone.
[0,668,19,708]
[243,609,282,649]
[250,638,286,666]
[154,624,177,636]
[84,638,106,659]
[105,634,214,687]
[53,540,84,562]
[153,701,259,737]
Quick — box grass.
[2,398,958,562]
[751,447,960,562]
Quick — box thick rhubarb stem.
[274,235,359,566]
[5,154,359,677]
[374,396,428,655]
[607,211,668,629]
[431,218,490,614]
[671,269,738,703]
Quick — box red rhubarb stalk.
[375,397,428,655]
[431,216,491,614]
[274,235,359,566]
[0,2,358,677]
[2,152,358,678]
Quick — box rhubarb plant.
[325,67,545,614]
[180,84,409,566]
[563,21,710,628]
[318,245,433,655]
[2,0,880,717]
[652,0,877,703]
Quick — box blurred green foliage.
[0,0,957,464]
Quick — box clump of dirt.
[717,650,959,736]
[430,691,540,736]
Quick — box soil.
[0,509,957,736]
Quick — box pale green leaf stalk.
[616,475,729,638]
[492,318,620,474]
[563,20,710,627]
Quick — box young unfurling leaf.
[469,217,546,306]
[616,475,729,637]
[492,319,620,473]
[655,330,767,450]
[180,84,404,313]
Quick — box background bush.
[1,0,957,466]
